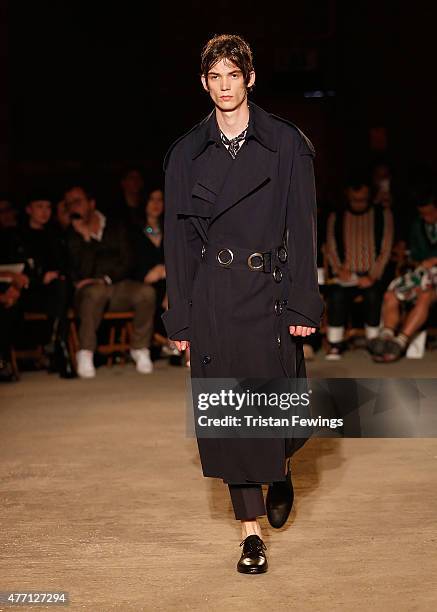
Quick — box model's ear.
[248,70,256,89]
[200,74,208,91]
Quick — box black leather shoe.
[266,461,294,528]
[237,534,268,574]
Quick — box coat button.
[202,355,212,365]
[274,299,283,315]
[277,334,281,347]
[272,266,283,283]
[277,246,288,263]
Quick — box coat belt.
[200,241,288,274]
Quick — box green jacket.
[409,217,437,262]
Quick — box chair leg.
[70,320,80,353]
[120,325,127,365]
[10,348,20,380]
[107,326,115,367]
[67,322,78,371]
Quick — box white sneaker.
[76,349,96,378]
[130,347,153,374]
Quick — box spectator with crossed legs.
[369,192,437,362]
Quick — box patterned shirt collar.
[218,105,250,158]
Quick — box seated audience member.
[0,221,29,382]
[371,161,394,210]
[20,193,75,378]
[55,198,72,232]
[325,178,394,359]
[112,166,146,229]
[64,184,156,378]
[371,160,415,286]
[369,192,437,362]
[131,186,181,362]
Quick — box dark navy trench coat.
[161,99,324,485]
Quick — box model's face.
[201,58,255,112]
[26,200,52,226]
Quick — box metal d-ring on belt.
[200,241,288,276]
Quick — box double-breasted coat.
[161,99,324,485]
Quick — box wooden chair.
[69,311,134,367]
[11,310,77,379]
[11,309,135,376]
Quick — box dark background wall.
[2,0,436,204]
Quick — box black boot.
[54,336,77,379]
[266,459,294,529]
[45,317,77,379]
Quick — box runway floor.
[1,350,437,611]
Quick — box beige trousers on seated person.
[74,280,156,351]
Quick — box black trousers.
[327,282,383,328]
[228,484,266,520]
[0,300,22,354]
[21,278,71,341]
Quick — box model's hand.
[289,326,316,337]
[174,340,190,351]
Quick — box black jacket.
[131,224,165,281]
[21,224,68,287]
[66,215,134,284]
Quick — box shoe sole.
[237,565,268,574]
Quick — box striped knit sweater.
[326,205,394,279]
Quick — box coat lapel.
[209,138,272,224]
[184,100,278,225]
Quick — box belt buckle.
[217,248,234,266]
[247,252,264,271]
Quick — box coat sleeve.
[161,146,200,341]
[285,133,324,328]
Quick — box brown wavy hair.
[200,34,255,94]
